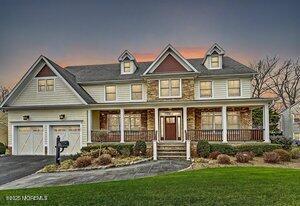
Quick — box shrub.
[74,156,92,168]
[0,143,6,155]
[81,144,133,156]
[263,152,280,163]
[133,141,147,156]
[197,140,210,157]
[270,136,293,150]
[95,154,112,166]
[290,148,300,159]
[235,152,251,163]
[273,149,291,162]
[69,152,81,160]
[89,149,101,158]
[210,144,236,156]
[208,151,221,159]
[42,164,58,173]
[293,139,300,147]
[242,151,255,160]
[217,154,231,164]
[235,143,282,156]
[60,159,74,170]
[106,147,119,157]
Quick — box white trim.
[263,104,270,143]
[143,44,198,75]
[87,109,92,143]
[46,125,50,155]
[183,106,187,142]
[222,106,227,143]
[158,79,182,99]
[202,43,225,64]
[36,77,56,93]
[120,108,125,143]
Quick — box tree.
[0,85,9,104]
[251,56,279,98]
[267,59,300,109]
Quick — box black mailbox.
[60,141,69,148]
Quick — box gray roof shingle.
[65,56,256,83]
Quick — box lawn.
[0,167,299,206]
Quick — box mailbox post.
[55,136,69,165]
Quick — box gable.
[36,65,56,77]
[153,54,187,73]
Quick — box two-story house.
[0,44,272,159]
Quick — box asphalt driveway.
[0,156,56,185]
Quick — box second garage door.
[50,125,81,155]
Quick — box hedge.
[210,143,237,156]
[81,143,134,156]
[0,143,5,155]
[235,143,282,156]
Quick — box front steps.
[157,142,186,159]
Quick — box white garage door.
[51,125,81,155]
[17,127,44,155]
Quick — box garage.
[16,126,44,155]
[50,125,81,155]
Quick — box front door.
[165,116,176,140]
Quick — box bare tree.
[267,59,300,109]
[0,85,9,104]
[251,56,279,97]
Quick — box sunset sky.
[0,0,299,88]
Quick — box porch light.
[23,115,30,120]
[59,114,65,120]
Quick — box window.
[159,79,181,97]
[107,114,141,131]
[228,80,241,97]
[201,112,222,130]
[107,114,120,131]
[124,61,131,73]
[211,55,220,68]
[124,114,141,130]
[227,111,240,129]
[200,81,212,98]
[294,132,300,140]
[131,84,142,100]
[38,79,54,92]
[105,86,116,101]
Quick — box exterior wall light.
[23,115,30,120]
[59,114,66,120]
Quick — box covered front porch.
[87,104,270,143]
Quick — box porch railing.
[91,130,121,142]
[227,129,264,141]
[124,130,156,142]
[186,129,223,141]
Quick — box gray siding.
[12,77,82,106]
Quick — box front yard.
[0,167,299,205]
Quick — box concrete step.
[158,155,187,160]
[158,151,186,156]
[157,147,186,151]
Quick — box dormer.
[118,50,137,74]
[203,43,225,69]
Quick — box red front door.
[165,116,176,140]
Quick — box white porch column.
[263,104,270,143]
[186,140,191,160]
[183,106,187,142]
[222,106,227,143]
[87,109,92,143]
[154,108,159,141]
[153,140,157,161]
[120,108,125,143]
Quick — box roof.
[65,56,256,83]
[44,57,96,104]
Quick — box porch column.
[154,108,159,141]
[87,109,92,143]
[263,104,270,143]
[183,106,187,142]
[120,108,125,143]
[222,106,227,143]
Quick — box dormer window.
[124,61,131,73]
[211,55,220,68]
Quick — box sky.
[0,0,299,88]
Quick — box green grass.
[0,167,299,206]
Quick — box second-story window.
[38,79,54,92]
[124,61,131,73]
[200,81,212,98]
[160,79,181,98]
[228,80,241,97]
[105,85,116,101]
[131,84,142,100]
[211,55,220,68]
